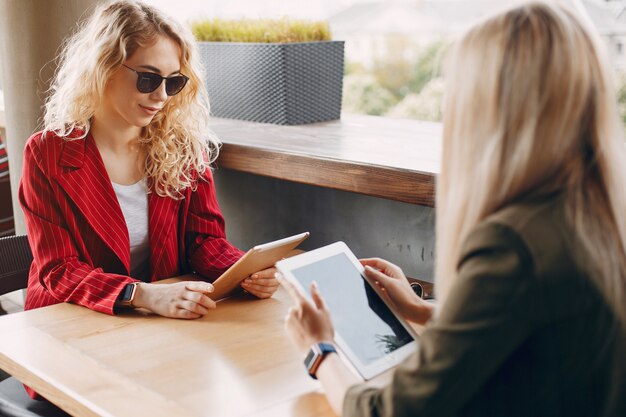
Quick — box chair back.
[0,235,32,296]
[0,138,15,237]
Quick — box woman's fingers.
[360,257,397,272]
[185,281,214,294]
[142,281,218,320]
[242,275,280,298]
[364,264,391,283]
[250,267,277,279]
[182,291,216,311]
[242,286,274,299]
[178,299,210,315]
[243,277,279,288]
[286,306,300,321]
[182,284,217,309]
[276,273,307,303]
[360,258,404,278]
[176,308,202,320]
[310,281,328,311]
[360,257,387,268]
[177,282,217,315]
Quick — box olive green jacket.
[344,193,626,417]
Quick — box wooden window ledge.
[211,114,442,207]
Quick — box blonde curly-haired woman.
[18,0,278,367]
[281,2,626,416]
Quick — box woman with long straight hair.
[281,2,626,416]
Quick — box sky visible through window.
[144,0,356,21]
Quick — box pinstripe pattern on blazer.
[18,129,244,316]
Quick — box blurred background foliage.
[343,40,447,121]
[344,39,626,126]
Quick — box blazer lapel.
[149,190,180,278]
[53,134,131,272]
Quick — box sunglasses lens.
[136,73,162,94]
[165,76,188,96]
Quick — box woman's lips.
[139,104,160,115]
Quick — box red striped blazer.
[18,130,244,316]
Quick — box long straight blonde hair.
[44,0,218,198]
[436,1,626,323]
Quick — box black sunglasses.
[122,64,189,96]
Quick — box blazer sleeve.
[19,138,135,315]
[343,222,535,417]
[185,169,244,280]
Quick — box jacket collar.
[53,133,181,279]
[53,134,131,272]
[58,134,87,169]
[148,191,180,279]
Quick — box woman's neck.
[90,116,146,185]
[90,115,142,155]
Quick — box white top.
[112,179,150,281]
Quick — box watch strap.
[304,342,337,379]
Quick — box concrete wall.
[0,0,99,234]
[214,169,436,282]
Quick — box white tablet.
[276,241,418,380]
[211,232,309,300]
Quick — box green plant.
[616,71,626,125]
[386,77,444,121]
[372,58,414,100]
[376,334,404,353]
[370,35,416,100]
[409,40,449,94]
[345,61,366,76]
[191,18,331,43]
[343,74,397,116]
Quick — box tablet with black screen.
[276,241,418,380]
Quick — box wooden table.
[211,115,442,207]
[0,284,346,417]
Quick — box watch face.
[304,348,317,367]
[121,284,134,301]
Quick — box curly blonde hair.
[43,0,218,198]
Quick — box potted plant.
[192,18,344,125]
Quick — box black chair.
[0,235,69,417]
[0,234,32,297]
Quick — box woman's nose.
[150,80,168,101]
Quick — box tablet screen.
[291,253,414,366]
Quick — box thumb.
[310,281,328,310]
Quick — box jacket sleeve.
[19,138,135,315]
[185,169,244,280]
[343,222,535,417]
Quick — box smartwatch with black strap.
[304,342,337,379]
[117,282,138,308]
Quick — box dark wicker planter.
[198,41,344,125]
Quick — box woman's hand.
[132,281,216,319]
[241,267,280,299]
[361,258,433,325]
[278,275,335,355]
